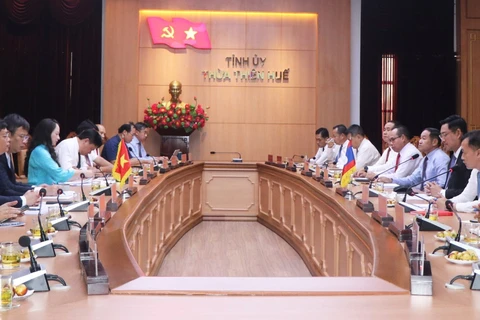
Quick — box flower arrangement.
[144,97,209,133]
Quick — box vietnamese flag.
[112,139,132,188]
[147,17,211,49]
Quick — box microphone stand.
[14,236,67,292]
[80,173,87,201]
[91,165,112,196]
[56,189,82,229]
[432,206,464,254]
[31,189,68,257]
[210,151,242,163]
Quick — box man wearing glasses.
[0,114,34,194]
[365,125,423,180]
[425,115,471,199]
[0,117,38,207]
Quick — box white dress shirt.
[450,168,478,213]
[371,147,397,167]
[370,143,422,179]
[334,140,350,169]
[55,137,84,170]
[309,147,324,165]
[354,138,381,170]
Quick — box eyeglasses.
[0,133,11,140]
[17,134,29,142]
[388,136,400,143]
[439,131,451,140]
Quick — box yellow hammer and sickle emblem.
[120,155,128,168]
[161,26,174,38]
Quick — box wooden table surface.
[1,164,479,318]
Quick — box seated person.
[354,120,399,177]
[0,201,20,222]
[365,125,422,180]
[0,113,33,195]
[376,128,449,190]
[0,119,39,207]
[102,123,149,166]
[330,124,350,168]
[74,120,113,172]
[436,130,480,213]
[309,127,336,166]
[55,129,103,170]
[24,118,93,185]
[425,115,471,198]
[127,122,163,164]
[347,124,380,170]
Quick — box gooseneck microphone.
[96,165,110,187]
[210,151,242,163]
[38,188,48,242]
[401,165,459,202]
[19,235,40,272]
[80,173,87,201]
[56,188,82,229]
[57,189,65,217]
[368,154,421,188]
[128,146,145,167]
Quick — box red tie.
[385,148,391,162]
[394,153,401,172]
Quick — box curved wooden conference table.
[2,162,480,318]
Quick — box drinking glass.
[132,167,140,176]
[376,182,384,193]
[0,275,13,309]
[1,243,21,269]
[91,180,101,191]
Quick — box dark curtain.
[360,0,456,149]
[0,0,101,138]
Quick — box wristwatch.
[445,200,454,211]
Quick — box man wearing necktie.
[377,128,449,190]
[354,120,400,178]
[425,115,471,199]
[126,122,161,163]
[436,130,480,213]
[365,125,422,181]
[0,114,34,195]
[330,124,350,169]
[0,118,39,208]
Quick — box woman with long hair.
[24,118,93,185]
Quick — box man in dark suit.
[425,115,471,198]
[0,117,38,207]
[0,114,33,195]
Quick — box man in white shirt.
[55,129,103,171]
[331,124,350,169]
[353,120,399,177]
[309,127,335,166]
[436,130,480,213]
[347,124,380,170]
[366,125,422,180]
[127,122,149,160]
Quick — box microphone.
[400,165,459,202]
[38,188,48,242]
[19,235,40,272]
[210,151,242,163]
[369,154,421,188]
[96,165,110,187]
[57,189,65,217]
[128,147,143,167]
[80,173,87,201]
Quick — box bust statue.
[167,80,185,108]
